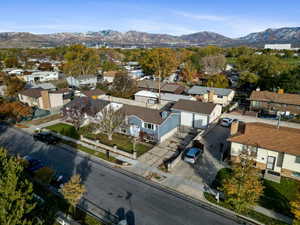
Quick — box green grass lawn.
[260,177,300,217]
[46,123,80,139]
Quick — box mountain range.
[0,27,300,48]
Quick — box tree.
[4,76,26,97]
[140,48,179,98]
[200,54,226,75]
[238,71,259,88]
[60,174,86,209]
[291,190,300,225]
[110,72,137,98]
[207,74,229,88]
[4,56,19,68]
[0,147,36,225]
[63,103,87,130]
[181,60,198,82]
[94,104,125,141]
[63,45,100,76]
[0,101,32,121]
[221,154,264,213]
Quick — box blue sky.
[1,0,299,37]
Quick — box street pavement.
[0,124,247,225]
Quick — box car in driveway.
[220,118,237,127]
[183,147,203,164]
[33,132,60,145]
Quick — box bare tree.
[95,104,125,141]
[63,100,90,130]
[200,54,226,75]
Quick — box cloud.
[173,11,226,22]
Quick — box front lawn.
[260,177,300,217]
[46,123,80,139]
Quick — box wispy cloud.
[173,11,226,22]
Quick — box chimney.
[208,90,215,103]
[230,120,239,136]
[41,90,50,109]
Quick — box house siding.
[158,113,180,139]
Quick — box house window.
[292,172,300,178]
[143,122,155,130]
[295,156,300,164]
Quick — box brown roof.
[82,89,105,97]
[19,88,44,98]
[228,122,300,156]
[161,83,185,94]
[122,105,166,125]
[172,99,216,115]
[137,80,160,89]
[138,80,185,94]
[250,91,300,105]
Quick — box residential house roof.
[103,71,118,77]
[19,88,44,98]
[122,104,168,125]
[134,90,159,98]
[82,89,105,98]
[63,97,110,117]
[137,80,185,94]
[250,90,300,105]
[172,99,216,115]
[160,93,195,102]
[187,86,233,96]
[228,122,300,156]
[25,82,56,90]
[137,80,160,90]
[161,83,185,94]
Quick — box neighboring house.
[23,71,60,83]
[250,90,300,115]
[18,88,70,110]
[137,80,185,94]
[134,90,195,105]
[102,71,118,83]
[172,99,222,129]
[228,122,300,180]
[122,104,180,143]
[66,75,98,88]
[129,69,144,79]
[81,89,106,99]
[187,86,235,107]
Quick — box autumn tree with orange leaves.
[291,191,300,225]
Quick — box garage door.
[194,114,204,128]
[181,112,193,127]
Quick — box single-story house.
[102,71,118,83]
[22,71,60,83]
[18,88,70,110]
[122,105,180,143]
[186,86,235,107]
[172,99,222,129]
[66,75,98,88]
[134,90,195,105]
[250,90,300,115]
[228,122,300,180]
[137,80,185,94]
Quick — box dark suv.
[33,132,60,145]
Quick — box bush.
[212,168,233,189]
[34,167,55,184]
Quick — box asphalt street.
[0,125,248,225]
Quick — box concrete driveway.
[168,125,230,186]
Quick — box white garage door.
[181,112,193,127]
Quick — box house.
[102,71,118,83]
[23,71,60,83]
[25,82,57,91]
[250,90,300,115]
[134,90,195,105]
[122,104,180,143]
[66,75,98,88]
[137,80,185,94]
[81,89,106,99]
[18,88,70,110]
[172,99,222,129]
[186,86,235,107]
[228,122,300,180]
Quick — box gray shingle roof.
[172,99,216,115]
[187,86,233,96]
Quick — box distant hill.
[0,27,300,48]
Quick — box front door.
[266,156,276,170]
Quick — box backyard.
[46,123,153,157]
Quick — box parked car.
[33,132,60,145]
[220,118,237,127]
[183,147,203,164]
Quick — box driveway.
[168,125,230,186]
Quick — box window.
[143,122,155,130]
[292,172,300,178]
[295,156,300,164]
